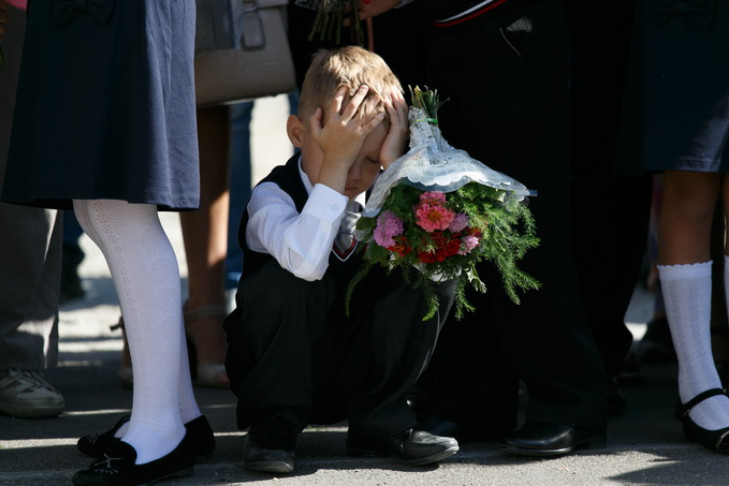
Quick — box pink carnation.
[448,213,469,233]
[373,210,404,247]
[415,204,455,232]
[459,234,481,255]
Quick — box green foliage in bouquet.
[348,183,540,321]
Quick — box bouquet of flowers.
[295,0,365,46]
[347,87,540,321]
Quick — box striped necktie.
[333,200,361,260]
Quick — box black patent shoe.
[501,422,606,457]
[72,436,195,486]
[77,415,215,460]
[77,415,131,457]
[675,388,729,453]
[243,420,300,474]
[347,428,459,466]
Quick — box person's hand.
[378,88,409,169]
[310,85,386,172]
[356,0,402,19]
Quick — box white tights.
[73,199,201,464]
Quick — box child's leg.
[73,199,198,464]
[225,260,330,430]
[226,260,334,473]
[339,273,459,465]
[344,272,455,437]
[659,263,729,426]
[658,171,729,431]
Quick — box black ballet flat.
[675,388,729,453]
[72,434,195,486]
[77,415,131,457]
[77,415,215,460]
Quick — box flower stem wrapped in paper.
[347,87,541,321]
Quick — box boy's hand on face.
[310,85,386,172]
[378,88,409,170]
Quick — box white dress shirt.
[246,156,367,281]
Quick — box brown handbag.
[194,0,296,107]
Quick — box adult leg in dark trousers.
[413,0,608,456]
[569,0,653,417]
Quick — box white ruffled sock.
[659,261,729,430]
[74,199,199,464]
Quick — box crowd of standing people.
[1,0,729,484]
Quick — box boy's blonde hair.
[298,46,403,120]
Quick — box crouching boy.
[223,46,458,474]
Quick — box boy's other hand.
[310,85,386,171]
[378,88,409,169]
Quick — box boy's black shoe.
[243,419,300,474]
[346,428,459,466]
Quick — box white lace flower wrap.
[363,107,534,218]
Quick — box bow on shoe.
[653,0,715,28]
[52,0,115,28]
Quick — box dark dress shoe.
[77,415,130,457]
[72,436,195,486]
[416,416,512,443]
[243,421,300,474]
[347,428,459,466]
[676,388,729,453]
[501,423,606,457]
[77,415,215,460]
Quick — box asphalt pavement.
[1,96,726,485]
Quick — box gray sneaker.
[0,368,65,418]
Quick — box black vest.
[239,154,362,282]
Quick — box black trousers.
[224,259,455,437]
[570,0,652,378]
[415,0,608,429]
